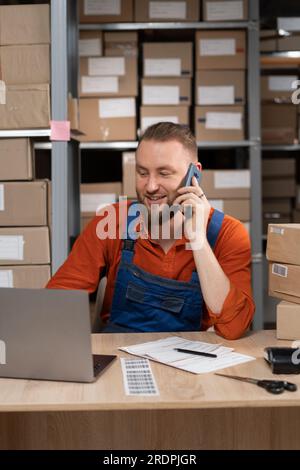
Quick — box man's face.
[135,139,194,215]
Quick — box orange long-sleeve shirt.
[47,203,255,339]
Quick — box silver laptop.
[0,288,116,383]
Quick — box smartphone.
[182,163,202,187]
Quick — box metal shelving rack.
[77,1,263,329]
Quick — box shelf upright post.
[51,0,80,274]
[248,0,264,329]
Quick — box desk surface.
[1,330,300,413]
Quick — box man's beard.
[136,191,178,228]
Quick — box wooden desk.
[1,330,300,450]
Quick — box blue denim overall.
[103,206,224,333]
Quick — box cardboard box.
[201,170,250,199]
[261,75,298,103]
[260,30,277,52]
[195,70,245,105]
[80,215,94,232]
[195,105,245,141]
[104,32,138,57]
[0,265,51,288]
[262,158,296,179]
[0,181,48,226]
[263,179,296,198]
[210,199,250,221]
[203,0,248,21]
[140,105,189,132]
[81,182,122,215]
[278,34,300,51]
[142,78,191,106]
[276,301,300,340]
[269,262,300,305]
[122,152,136,198]
[0,45,50,85]
[0,4,50,45]
[78,98,136,141]
[0,84,50,130]
[79,0,133,23]
[261,104,297,145]
[135,0,199,22]
[296,185,300,210]
[263,217,291,234]
[0,139,33,181]
[196,30,246,70]
[79,30,103,57]
[79,56,138,97]
[263,199,292,214]
[267,223,300,265]
[0,227,50,266]
[143,42,193,78]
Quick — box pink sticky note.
[50,120,71,141]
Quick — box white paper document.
[119,336,255,374]
[143,85,180,105]
[199,39,236,56]
[144,59,181,77]
[81,76,119,94]
[149,1,186,20]
[198,86,234,105]
[88,57,125,76]
[206,1,244,21]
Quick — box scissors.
[215,373,298,394]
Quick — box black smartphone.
[182,163,202,187]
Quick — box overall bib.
[102,206,224,333]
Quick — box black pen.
[174,348,217,358]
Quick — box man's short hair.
[138,122,197,160]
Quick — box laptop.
[0,288,116,383]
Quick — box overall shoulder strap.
[207,209,225,250]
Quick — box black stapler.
[264,347,300,374]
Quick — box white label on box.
[84,0,121,16]
[199,39,236,56]
[198,86,234,105]
[81,76,119,93]
[144,59,181,77]
[81,193,117,213]
[149,1,186,19]
[268,76,298,91]
[0,185,4,211]
[99,98,136,118]
[206,1,244,21]
[0,236,24,261]
[272,263,288,278]
[123,152,135,164]
[88,57,125,76]
[278,17,300,32]
[79,38,102,57]
[206,112,242,130]
[0,80,6,105]
[214,171,250,189]
[143,85,180,105]
[270,226,285,235]
[141,115,179,131]
[210,199,224,212]
[0,270,13,288]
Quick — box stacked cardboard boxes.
[267,224,300,339]
[79,31,138,141]
[140,42,192,132]
[262,158,296,234]
[0,139,51,288]
[194,30,246,141]
[80,182,123,231]
[201,170,250,225]
[0,4,50,129]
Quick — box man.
[47,122,255,339]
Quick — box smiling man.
[47,122,255,339]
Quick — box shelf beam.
[0,129,51,138]
[79,21,251,31]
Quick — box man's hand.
[173,176,211,250]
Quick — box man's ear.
[196,162,202,171]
